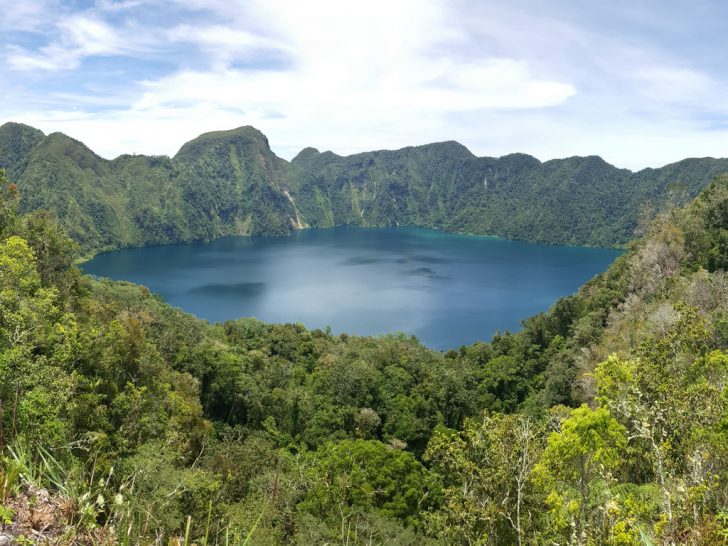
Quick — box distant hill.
[2,121,728,255]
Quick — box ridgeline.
[3,121,728,256]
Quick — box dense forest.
[3,121,728,258]
[1,152,728,545]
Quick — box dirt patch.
[0,485,110,544]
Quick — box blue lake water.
[82,227,622,350]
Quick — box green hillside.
[0,123,299,257]
[0,167,727,543]
[3,121,728,256]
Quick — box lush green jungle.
[3,121,728,256]
[1,131,728,544]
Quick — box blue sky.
[2,0,728,169]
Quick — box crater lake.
[82,227,622,349]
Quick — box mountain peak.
[0,122,47,178]
[42,131,104,159]
[416,140,475,158]
[173,125,272,162]
[0,121,45,137]
[292,147,320,161]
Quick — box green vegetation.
[3,122,728,258]
[1,163,728,543]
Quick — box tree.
[534,405,626,545]
[0,236,75,449]
[593,307,728,543]
[298,439,441,533]
[0,169,18,237]
[424,413,545,545]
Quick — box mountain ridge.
[2,120,728,255]
[4,120,727,172]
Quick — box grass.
[0,439,268,545]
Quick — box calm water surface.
[83,227,622,350]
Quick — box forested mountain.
[0,123,298,255]
[1,165,727,543]
[3,121,728,256]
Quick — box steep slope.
[17,132,122,251]
[3,121,728,256]
[2,124,301,255]
[173,126,298,237]
[290,146,728,246]
[0,122,45,180]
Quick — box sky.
[2,0,728,170]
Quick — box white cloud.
[0,0,60,31]
[6,14,155,71]
[165,24,282,68]
[4,0,576,159]
[3,0,727,170]
[632,67,724,108]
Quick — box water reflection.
[83,227,622,350]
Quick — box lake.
[82,227,622,350]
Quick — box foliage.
[298,439,440,531]
[0,166,727,544]
[424,413,545,545]
[534,405,627,544]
